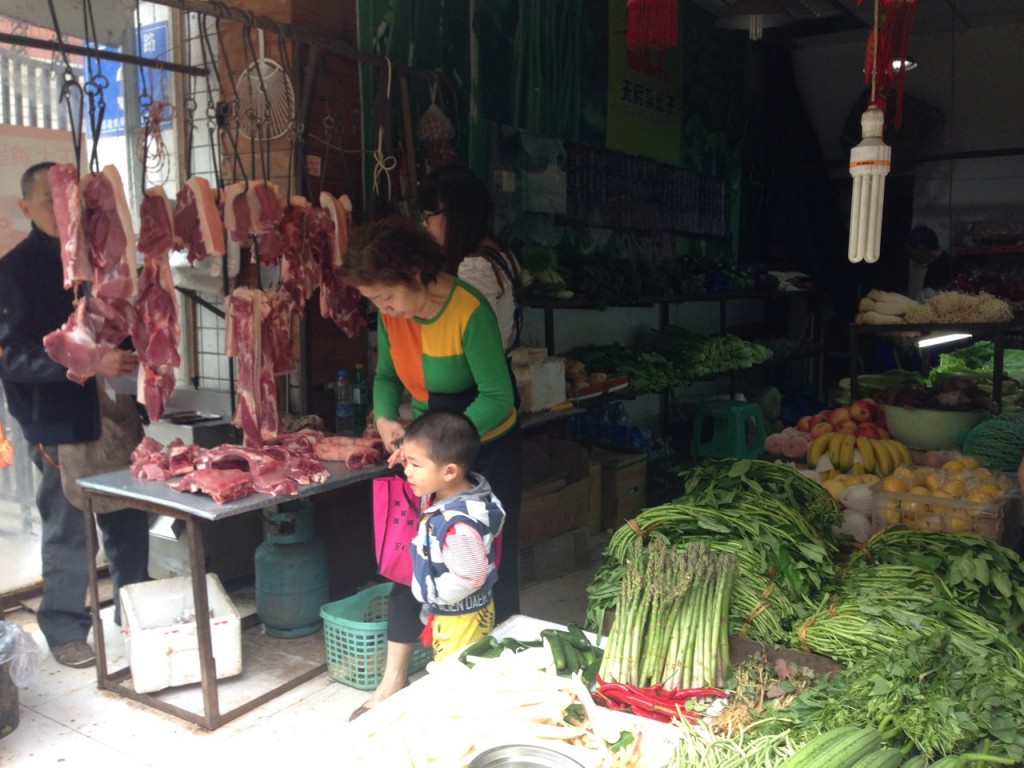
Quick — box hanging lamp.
[715,0,790,41]
[626,0,679,50]
[847,0,918,264]
[847,0,890,264]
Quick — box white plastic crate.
[120,573,242,694]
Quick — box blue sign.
[96,21,171,138]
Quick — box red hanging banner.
[626,0,679,50]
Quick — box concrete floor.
[0,560,602,766]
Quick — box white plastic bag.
[0,621,41,688]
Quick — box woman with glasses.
[339,216,522,720]
[416,164,523,355]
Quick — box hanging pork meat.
[225,287,295,448]
[318,191,367,338]
[43,164,137,384]
[131,187,181,421]
[172,176,226,263]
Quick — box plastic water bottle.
[335,369,356,435]
[352,363,369,433]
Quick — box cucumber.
[780,726,882,768]
[851,748,904,768]
[898,756,927,768]
[927,758,963,768]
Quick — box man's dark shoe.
[52,640,96,668]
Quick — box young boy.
[399,409,506,661]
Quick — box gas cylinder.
[255,500,329,638]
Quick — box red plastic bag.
[373,475,420,586]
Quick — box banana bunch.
[806,432,913,475]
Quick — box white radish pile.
[854,289,919,324]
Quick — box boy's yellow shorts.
[430,600,495,661]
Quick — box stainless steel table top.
[78,461,394,521]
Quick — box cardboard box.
[520,438,591,546]
[597,450,648,529]
[121,573,242,694]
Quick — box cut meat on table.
[312,435,385,468]
[171,468,254,504]
[132,437,340,503]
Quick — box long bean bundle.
[796,564,1024,670]
[848,527,1024,633]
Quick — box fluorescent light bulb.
[917,333,972,349]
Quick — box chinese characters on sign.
[98,21,171,137]
[619,79,675,126]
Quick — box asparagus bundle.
[599,538,738,689]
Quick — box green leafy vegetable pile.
[586,459,839,646]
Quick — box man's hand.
[96,349,138,378]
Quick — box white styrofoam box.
[513,354,567,413]
[121,573,242,694]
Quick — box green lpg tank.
[255,500,329,638]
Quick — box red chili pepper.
[595,682,699,723]
[670,686,728,701]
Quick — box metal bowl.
[467,744,587,768]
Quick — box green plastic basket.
[320,582,432,690]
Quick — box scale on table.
[162,410,223,425]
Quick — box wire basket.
[321,582,432,690]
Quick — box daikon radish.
[858,297,917,315]
[855,310,906,325]
[867,288,917,305]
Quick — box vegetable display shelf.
[526,291,824,437]
[848,321,1015,411]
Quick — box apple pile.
[794,398,890,440]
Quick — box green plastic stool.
[690,400,766,459]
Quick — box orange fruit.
[881,475,908,493]
[941,479,967,498]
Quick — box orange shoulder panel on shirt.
[383,318,428,402]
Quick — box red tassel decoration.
[627,0,679,50]
[859,0,919,128]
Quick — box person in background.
[399,409,505,661]
[0,162,150,668]
[416,163,523,355]
[339,216,522,718]
[906,225,957,300]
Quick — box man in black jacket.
[0,162,149,668]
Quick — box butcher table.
[78,461,392,730]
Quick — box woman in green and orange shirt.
[339,215,522,718]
